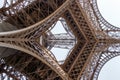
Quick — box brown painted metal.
[0,0,120,80]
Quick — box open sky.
[97,0,120,27]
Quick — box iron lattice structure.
[0,0,120,80]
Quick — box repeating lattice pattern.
[0,0,120,80]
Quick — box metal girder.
[1,0,120,80]
[0,0,73,80]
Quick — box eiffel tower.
[0,0,120,80]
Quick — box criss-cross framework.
[0,0,120,80]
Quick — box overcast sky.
[97,0,120,27]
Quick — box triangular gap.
[51,18,67,34]
[50,48,70,64]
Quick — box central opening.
[43,17,77,64]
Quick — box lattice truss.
[0,0,120,80]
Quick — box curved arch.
[91,0,120,30]
[0,47,60,80]
[0,0,73,79]
[0,47,30,80]
[93,51,120,80]
[0,0,71,35]
[0,42,70,80]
